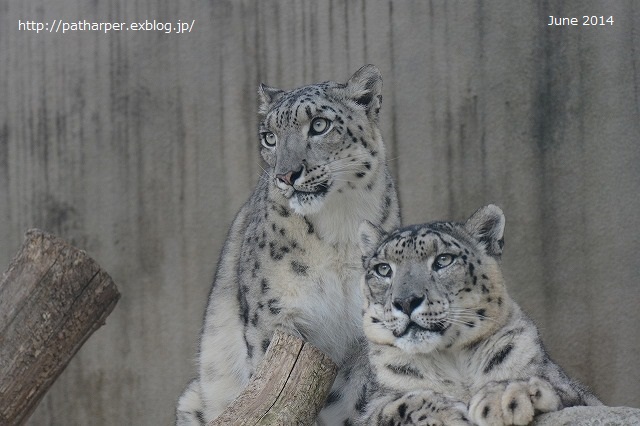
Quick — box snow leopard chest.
[371,346,494,402]
[237,203,363,365]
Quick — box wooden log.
[0,229,120,425]
[210,329,338,426]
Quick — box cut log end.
[209,330,338,426]
[0,229,120,425]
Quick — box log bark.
[210,329,338,426]
[0,229,120,425]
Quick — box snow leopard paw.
[469,377,562,426]
[379,390,471,425]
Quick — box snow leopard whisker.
[257,163,277,180]
[449,307,496,318]
[329,178,369,184]
[327,162,370,172]
[452,314,498,324]
[325,154,372,167]
[328,152,373,161]
[448,310,498,324]
[442,318,476,327]
[329,163,369,172]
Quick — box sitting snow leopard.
[355,205,601,425]
[176,65,400,425]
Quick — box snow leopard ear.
[345,64,383,120]
[464,204,505,257]
[359,221,386,258]
[258,83,284,115]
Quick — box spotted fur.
[176,65,400,425]
[354,205,601,425]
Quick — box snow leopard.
[354,205,601,425]
[176,65,400,425]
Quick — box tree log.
[210,329,338,426]
[0,229,120,425]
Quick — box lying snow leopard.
[355,205,601,425]
[176,65,400,425]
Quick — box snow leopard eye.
[433,254,455,271]
[261,132,277,148]
[309,117,332,136]
[373,263,392,278]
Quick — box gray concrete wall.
[1,1,638,424]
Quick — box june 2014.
[548,16,614,26]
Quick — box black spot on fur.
[195,410,205,424]
[261,338,271,353]
[269,242,284,260]
[397,402,408,419]
[484,343,514,374]
[261,278,270,293]
[275,204,290,217]
[304,217,315,234]
[268,299,281,315]
[325,390,342,406]
[482,405,490,418]
[385,364,424,379]
[508,399,518,412]
[355,384,368,413]
[291,260,309,276]
[238,287,249,325]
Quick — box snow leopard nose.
[276,166,303,186]
[393,295,425,316]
